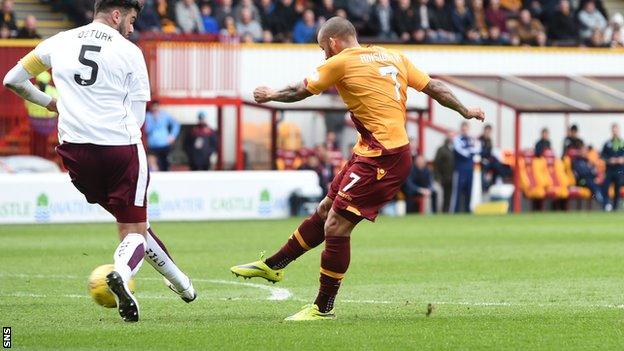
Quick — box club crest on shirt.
[376,168,387,180]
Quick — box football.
[87,264,136,308]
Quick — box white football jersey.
[32,22,150,145]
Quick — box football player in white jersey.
[3,0,196,323]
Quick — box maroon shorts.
[328,147,412,223]
[56,142,149,223]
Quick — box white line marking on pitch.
[1,273,623,310]
[0,273,292,301]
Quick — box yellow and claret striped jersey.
[304,46,430,157]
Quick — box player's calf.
[144,226,196,302]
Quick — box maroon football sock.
[314,236,350,313]
[264,211,325,269]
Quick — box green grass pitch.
[1,213,623,350]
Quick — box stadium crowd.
[0,0,623,47]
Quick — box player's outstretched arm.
[3,63,57,113]
[254,82,313,104]
[422,79,484,122]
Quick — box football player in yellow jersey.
[231,17,485,321]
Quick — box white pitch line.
[2,273,624,310]
[0,273,292,301]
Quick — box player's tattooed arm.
[422,79,485,122]
[254,82,313,103]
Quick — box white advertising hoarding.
[0,171,322,224]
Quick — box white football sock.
[113,233,146,283]
[145,227,190,291]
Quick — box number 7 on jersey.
[342,172,361,192]
[379,65,401,101]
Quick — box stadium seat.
[518,152,546,199]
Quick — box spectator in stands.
[587,27,608,46]
[0,23,10,38]
[272,0,298,41]
[368,0,396,40]
[215,0,235,27]
[316,0,338,22]
[347,0,371,33]
[258,0,276,33]
[484,25,511,45]
[156,0,179,34]
[235,0,261,23]
[573,145,606,206]
[1,0,16,34]
[434,135,455,213]
[563,124,584,155]
[393,0,417,42]
[183,112,218,171]
[15,15,40,39]
[237,6,263,41]
[220,15,238,38]
[514,9,547,46]
[200,3,220,35]
[176,0,204,34]
[479,124,511,189]
[600,123,624,211]
[471,0,489,39]
[145,101,181,172]
[451,0,481,44]
[578,0,609,19]
[578,0,607,41]
[501,0,522,16]
[136,0,162,32]
[292,9,317,43]
[452,122,481,213]
[429,0,459,43]
[549,0,579,45]
[535,127,552,157]
[604,13,624,47]
[403,155,437,213]
[485,0,508,34]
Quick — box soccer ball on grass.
[88,264,136,308]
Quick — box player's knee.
[324,211,352,237]
[117,222,148,239]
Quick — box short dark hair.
[570,124,578,132]
[95,0,142,14]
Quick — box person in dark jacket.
[393,0,418,42]
[429,0,459,43]
[573,145,605,206]
[601,123,624,211]
[403,155,437,213]
[0,0,17,32]
[452,122,481,213]
[549,0,579,44]
[535,128,552,157]
[563,124,584,156]
[434,135,455,213]
[183,112,218,171]
[272,0,299,41]
[367,0,396,40]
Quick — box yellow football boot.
[284,304,336,321]
[230,255,284,283]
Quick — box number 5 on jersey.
[342,172,361,192]
[75,45,101,86]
